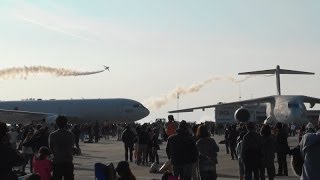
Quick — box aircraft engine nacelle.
[44,115,59,124]
[234,107,250,123]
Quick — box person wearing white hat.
[299,120,320,180]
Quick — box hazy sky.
[1,0,320,123]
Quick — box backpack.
[291,133,320,177]
[290,145,303,176]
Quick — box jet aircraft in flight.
[169,65,320,125]
[103,65,110,71]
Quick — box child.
[116,161,136,180]
[33,146,52,180]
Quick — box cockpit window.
[288,103,299,108]
[133,104,142,108]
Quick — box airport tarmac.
[72,135,300,180]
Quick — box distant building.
[215,104,267,124]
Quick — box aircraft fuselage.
[0,98,149,124]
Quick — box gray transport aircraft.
[169,65,320,125]
[0,98,149,125]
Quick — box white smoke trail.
[143,75,252,110]
[0,66,105,79]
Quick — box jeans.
[173,163,193,180]
[124,143,133,161]
[244,163,260,180]
[277,153,288,175]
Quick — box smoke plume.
[144,75,252,110]
[0,66,105,79]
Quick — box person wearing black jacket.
[224,124,230,154]
[275,122,289,176]
[72,124,81,153]
[25,126,49,153]
[151,128,160,164]
[49,116,75,180]
[166,120,198,180]
[137,124,149,165]
[228,124,239,160]
[259,124,276,180]
[241,122,262,180]
[122,125,136,162]
[0,122,24,180]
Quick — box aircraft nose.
[143,107,150,118]
[135,106,149,121]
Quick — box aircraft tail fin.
[238,65,314,95]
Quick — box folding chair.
[94,163,107,180]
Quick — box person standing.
[146,127,154,163]
[228,124,239,160]
[21,132,34,173]
[121,125,136,162]
[275,122,289,176]
[93,122,100,143]
[290,123,296,136]
[236,132,245,180]
[8,126,19,150]
[305,123,316,134]
[165,115,178,138]
[72,124,81,154]
[166,120,198,180]
[49,116,75,180]
[137,124,149,165]
[0,122,24,179]
[151,127,160,164]
[299,125,306,142]
[117,124,124,141]
[191,124,200,180]
[259,124,276,180]
[241,122,262,180]
[196,125,219,180]
[224,124,230,154]
[299,120,320,180]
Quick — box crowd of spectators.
[1,114,319,180]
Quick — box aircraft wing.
[0,109,54,125]
[307,110,320,115]
[303,96,320,108]
[169,96,275,113]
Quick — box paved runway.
[72,134,300,180]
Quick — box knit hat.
[116,161,129,173]
[306,122,314,129]
[178,120,188,130]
